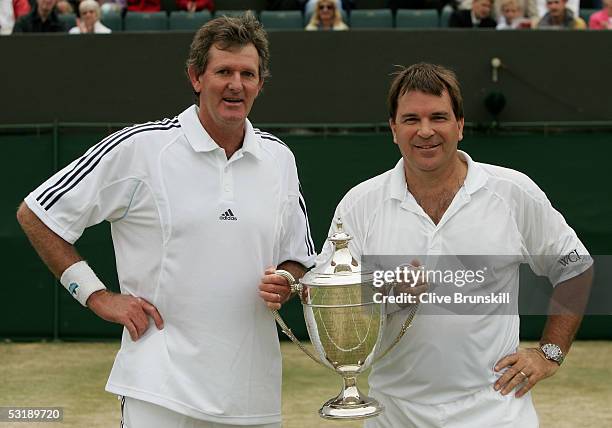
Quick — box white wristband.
[60,261,107,307]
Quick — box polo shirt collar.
[177,105,263,160]
[241,119,263,160]
[458,150,488,195]
[389,158,409,201]
[388,150,488,202]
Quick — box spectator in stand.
[449,0,496,27]
[176,0,213,13]
[304,0,340,16]
[127,0,160,12]
[508,0,537,18]
[13,0,66,32]
[536,0,579,19]
[458,0,538,20]
[55,0,73,14]
[537,0,585,28]
[0,0,31,34]
[496,0,532,28]
[589,0,612,28]
[69,0,111,33]
[305,0,348,30]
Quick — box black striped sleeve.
[36,118,180,210]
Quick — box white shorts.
[120,396,282,428]
[364,386,538,428]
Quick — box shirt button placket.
[429,230,441,255]
[222,165,234,200]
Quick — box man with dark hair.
[449,0,497,27]
[17,13,314,428]
[319,62,592,427]
[12,0,66,32]
[537,0,586,28]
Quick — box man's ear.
[187,66,201,92]
[457,117,465,142]
[389,118,398,145]
[256,78,264,97]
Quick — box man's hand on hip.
[87,290,164,341]
[494,347,559,398]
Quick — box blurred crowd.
[1,0,610,34]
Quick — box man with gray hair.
[17,13,314,427]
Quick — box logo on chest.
[219,209,238,221]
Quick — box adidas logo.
[219,209,238,221]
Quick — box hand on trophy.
[391,260,429,308]
[258,266,293,310]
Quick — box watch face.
[542,344,562,360]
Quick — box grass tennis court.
[0,341,610,427]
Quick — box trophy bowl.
[272,218,418,420]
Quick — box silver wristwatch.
[540,343,564,365]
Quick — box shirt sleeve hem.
[552,258,594,288]
[24,194,80,244]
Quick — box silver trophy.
[273,218,418,420]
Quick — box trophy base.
[319,376,384,420]
[319,399,383,420]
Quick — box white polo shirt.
[25,105,316,425]
[320,151,591,405]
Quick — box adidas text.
[219,209,238,221]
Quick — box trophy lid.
[301,218,373,287]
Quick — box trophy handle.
[371,300,419,365]
[271,269,327,368]
[371,265,423,364]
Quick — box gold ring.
[519,370,528,378]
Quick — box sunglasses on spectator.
[546,0,560,3]
[318,4,335,10]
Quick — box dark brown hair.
[387,63,463,121]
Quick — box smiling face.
[390,90,464,175]
[188,43,263,133]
